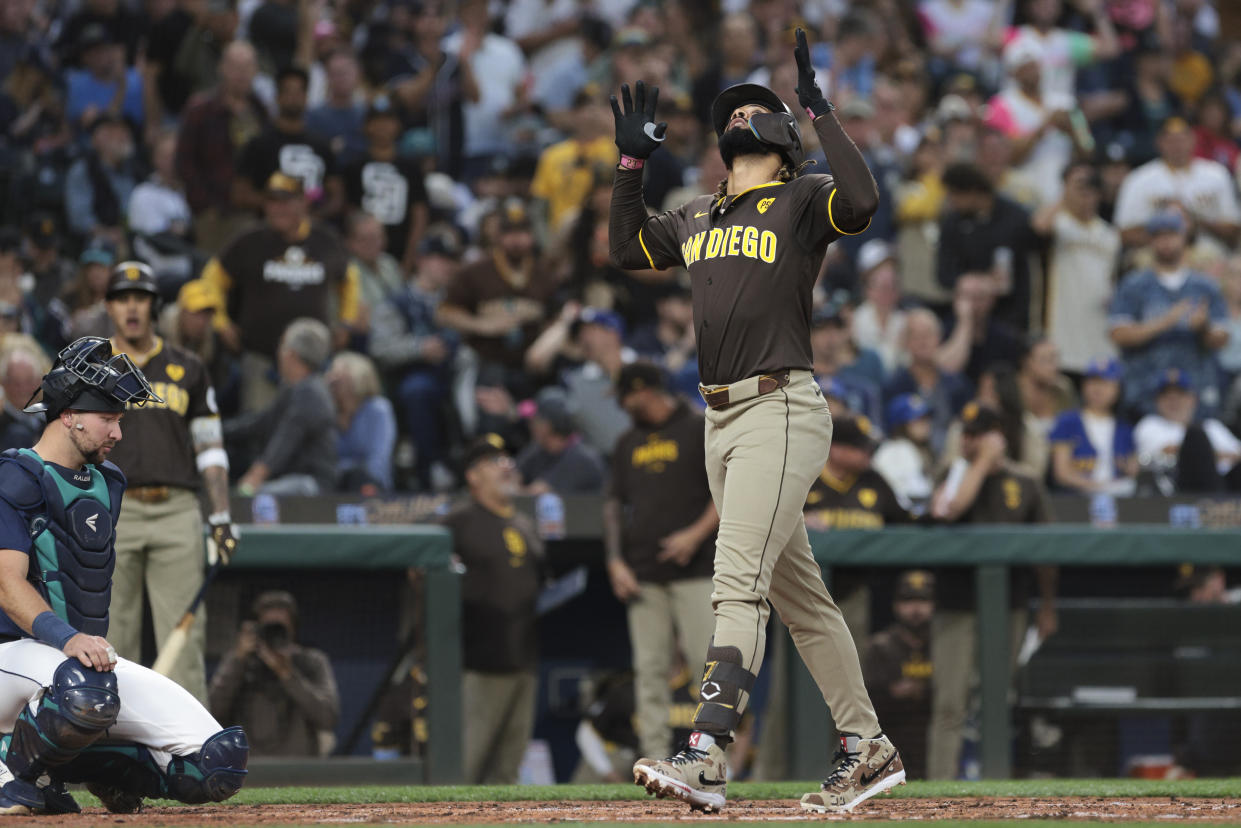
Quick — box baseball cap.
[960,401,1003,436]
[79,242,116,267]
[365,94,401,122]
[76,22,115,53]
[1002,39,1042,72]
[1174,563,1222,599]
[105,261,158,299]
[1147,209,1186,235]
[577,306,625,337]
[856,239,895,275]
[24,213,58,248]
[895,569,935,602]
[463,433,509,469]
[1156,368,1192,394]
[839,98,875,121]
[832,414,878,452]
[1159,115,1191,135]
[1083,356,1123,382]
[265,171,305,199]
[615,360,666,399]
[886,393,931,429]
[530,387,577,435]
[178,279,221,313]
[811,303,847,329]
[418,229,462,260]
[497,199,532,233]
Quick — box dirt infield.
[21,797,1241,824]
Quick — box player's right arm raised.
[607,81,682,271]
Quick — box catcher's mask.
[24,337,163,421]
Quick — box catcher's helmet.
[24,337,163,421]
[105,261,159,304]
[711,83,807,172]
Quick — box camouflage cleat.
[633,740,728,813]
[800,734,906,813]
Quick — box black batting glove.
[794,28,833,119]
[208,513,240,565]
[610,80,667,161]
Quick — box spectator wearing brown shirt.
[209,591,340,757]
[442,434,544,784]
[437,199,554,401]
[604,362,718,761]
[927,403,1057,780]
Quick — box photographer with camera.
[208,591,340,757]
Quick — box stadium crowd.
[3,0,1241,782]
[1,0,1240,499]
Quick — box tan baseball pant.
[701,370,880,738]
[926,608,1028,779]
[627,577,716,758]
[110,489,208,703]
[463,670,537,784]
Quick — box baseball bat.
[151,558,224,676]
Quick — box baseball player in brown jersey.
[103,263,239,702]
[608,28,904,814]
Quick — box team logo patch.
[757,197,775,214]
[125,266,141,281]
[858,488,877,509]
[166,364,185,381]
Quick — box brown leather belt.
[128,486,171,504]
[700,370,792,411]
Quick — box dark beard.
[718,126,771,170]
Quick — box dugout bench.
[1014,598,1241,775]
[792,526,1241,781]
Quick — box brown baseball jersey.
[935,464,1052,611]
[804,467,913,529]
[609,401,715,583]
[441,500,544,673]
[863,623,932,779]
[107,338,218,490]
[622,174,860,385]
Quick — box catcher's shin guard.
[691,644,757,739]
[2,660,120,809]
[167,727,249,803]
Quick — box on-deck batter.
[607,27,905,815]
[0,337,248,815]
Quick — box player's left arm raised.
[793,27,879,235]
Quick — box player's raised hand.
[793,28,832,118]
[610,80,667,161]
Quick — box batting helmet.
[710,83,807,172]
[23,337,163,421]
[105,261,159,304]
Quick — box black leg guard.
[692,644,757,740]
[2,660,120,810]
[166,727,250,804]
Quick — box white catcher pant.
[0,639,222,771]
